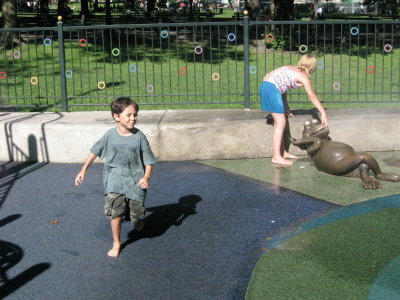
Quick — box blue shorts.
[259,81,284,113]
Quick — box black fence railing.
[0,17,399,111]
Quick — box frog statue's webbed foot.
[375,172,400,182]
[362,178,382,189]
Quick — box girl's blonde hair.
[297,54,317,76]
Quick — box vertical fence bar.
[57,17,68,111]
[243,12,250,109]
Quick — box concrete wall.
[1,108,399,163]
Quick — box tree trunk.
[105,0,111,24]
[80,0,90,24]
[245,0,260,20]
[147,0,156,13]
[313,0,318,20]
[271,0,294,20]
[1,0,19,48]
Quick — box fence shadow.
[0,112,63,211]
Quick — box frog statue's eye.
[304,120,311,126]
[312,119,319,124]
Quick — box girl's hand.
[321,111,329,128]
[138,177,150,189]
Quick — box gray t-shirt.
[90,127,157,202]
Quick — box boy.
[75,97,157,257]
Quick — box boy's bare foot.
[283,152,299,159]
[272,157,293,165]
[108,244,121,258]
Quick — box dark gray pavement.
[0,161,337,300]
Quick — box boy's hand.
[138,177,150,189]
[75,171,85,186]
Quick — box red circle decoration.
[79,39,88,47]
[0,72,7,79]
[366,65,375,74]
[178,67,187,76]
[265,33,274,43]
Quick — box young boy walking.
[75,97,157,257]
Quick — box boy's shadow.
[121,194,202,250]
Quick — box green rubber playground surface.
[246,199,400,300]
[203,151,400,206]
[203,151,400,299]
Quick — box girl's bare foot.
[283,152,299,159]
[108,244,121,258]
[272,157,293,165]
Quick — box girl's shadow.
[121,194,202,250]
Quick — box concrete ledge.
[1,108,399,163]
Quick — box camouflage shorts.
[104,193,145,223]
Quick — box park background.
[0,0,399,111]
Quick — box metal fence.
[0,17,399,111]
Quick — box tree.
[0,0,19,48]
[270,0,294,20]
[363,0,399,16]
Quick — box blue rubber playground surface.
[1,153,399,299]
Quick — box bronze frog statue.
[291,119,400,189]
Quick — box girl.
[259,54,328,165]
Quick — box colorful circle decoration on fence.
[30,76,39,85]
[146,84,154,93]
[350,27,359,36]
[43,38,52,46]
[227,33,236,42]
[12,51,21,59]
[366,65,376,74]
[383,44,393,53]
[79,39,88,47]
[112,48,120,56]
[194,46,203,55]
[249,66,257,74]
[0,72,7,79]
[178,67,187,76]
[160,30,169,39]
[265,33,274,43]
[129,64,137,72]
[212,73,220,81]
[65,70,73,78]
[317,61,324,70]
[299,45,308,53]
[97,81,106,89]
[332,82,341,90]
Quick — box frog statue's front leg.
[291,137,323,157]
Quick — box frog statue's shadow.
[290,118,400,189]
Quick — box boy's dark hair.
[111,97,139,118]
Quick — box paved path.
[0,161,336,300]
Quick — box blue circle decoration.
[160,30,169,39]
[249,66,257,74]
[65,70,73,78]
[350,27,359,36]
[43,38,52,46]
[317,61,324,70]
[227,33,236,42]
[129,64,137,73]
